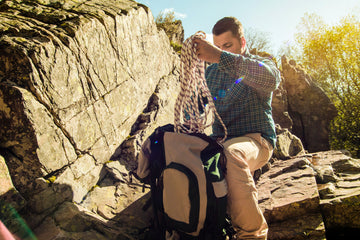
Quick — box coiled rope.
[174,31,227,142]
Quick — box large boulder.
[0,0,179,234]
[257,156,326,240]
[273,125,305,160]
[257,150,360,240]
[313,151,360,234]
[281,56,337,153]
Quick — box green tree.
[155,10,177,31]
[294,13,360,157]
[155,10,183,53]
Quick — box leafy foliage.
[155,10,179,31]
[170,41,182,54]
[155,10,183,52]
[294,13,360,157]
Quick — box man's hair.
[212,17,244,39]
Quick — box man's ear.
[241,37,246,53]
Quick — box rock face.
[0,0,178,194]
[0,0,179,237]
[281,57,337,153]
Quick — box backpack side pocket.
[163,162,200,233]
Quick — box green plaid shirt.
[205,49,281,147]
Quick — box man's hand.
[193,38,222,63]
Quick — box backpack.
[136,124,230,239]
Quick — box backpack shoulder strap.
[136,124,174,182]
[148,124,174,178]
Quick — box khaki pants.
[223,133,273,240]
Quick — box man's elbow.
[267,67,281,92]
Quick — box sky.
[136,0,360,54]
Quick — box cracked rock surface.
[1,0,179,238]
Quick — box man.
[193,17,281,239]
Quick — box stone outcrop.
[273,125,305,160]
[270,54,337,153]
[0,0,179,237]
[314,151,360,232]
[4,149,360,239]
[0,0,179,193]
[255,51,335,154]
[280,57,337,153]
[258,150,360,240]
[257,155,325,239]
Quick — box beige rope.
[174,31,227,142]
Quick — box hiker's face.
[213,31,245,55]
